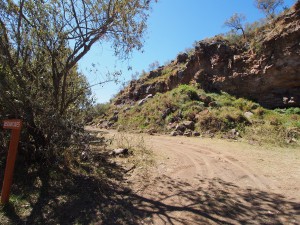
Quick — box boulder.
[110,148,129,156]
[98,120,109,128]
[109,114,118,122]
[175,124,186,132]
[177,130,184,136]
[176,53,189,64]
[167,122,177,130]
[244,111,254,120]
[148,70,160,79]
[170,131,178,136]
[193,131,201,137]
[183,121,195,130]
[223,129,240,140]
[183,130,192,137]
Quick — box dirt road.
[89,128,300,224]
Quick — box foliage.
[107,84,299,147]
[111,132,154,168]
[0,0,155,163]
[0,130,152,224]
[274,107,300,115]
[85,103,110,122]
[148,60,160,72]
[254,0,284,18]
[224,13,247,39]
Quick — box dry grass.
[109,132,155,171]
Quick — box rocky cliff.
[115,2,300,109]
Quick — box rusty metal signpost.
[1,119,22,204]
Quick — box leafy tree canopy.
[224,13,247,39]
[0,0,155,162]
[254,0,284,18]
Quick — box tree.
[148,60,160,71]
[224,13,247,39]
[254,0,284,18]
[0,0,155,162]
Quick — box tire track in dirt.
[193,147,270,190]
[191,145,276,191]
[150,139,270,191]
[151,141,214,182]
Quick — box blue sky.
[78,0,296,104]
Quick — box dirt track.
[89,128,300,224]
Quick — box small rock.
[286,138,297,144]
[147,128,157,135]
[167,122,177,130]
[183,121,195,130]
[138,98,146,106]
[110,148,129,156]
[109,115,118,122]
[183,130,192,137]
[108,121,115,127]
[199,95,213,106]
[288,97,296,105]
[208,101,217,107]
[148,70,160,79]
[224,129,240,139]
[170,131,178,136]
[175,124,186,132]
[244,111,254,120]
[145,94,153,99]
[123,107,131,112]
[80,151,89,161]
[193,131,201,137]
[177,70,184,80]
[177,130,184,136]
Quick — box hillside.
[94,2,300,146]
[115,1,300,109]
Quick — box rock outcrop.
[115,2,300,109]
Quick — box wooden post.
[1,119,22,204]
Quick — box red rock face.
[197,4,300,108]
[115,2,300,109]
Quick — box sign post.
[1,119,22,204]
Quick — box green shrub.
[172,85,200,102]
[109,84,299,147]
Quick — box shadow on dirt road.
[3,168,299,225]
[127,175,300,224]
